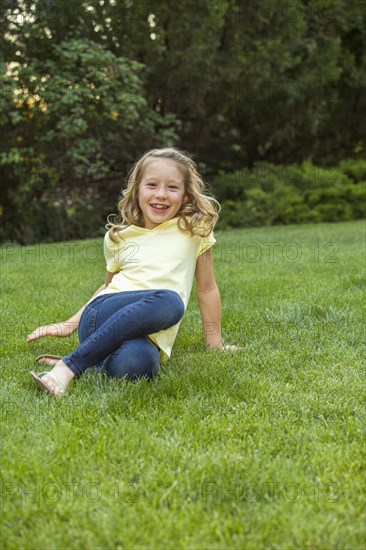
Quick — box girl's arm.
[26,271,116,342]
[195,250,224,350]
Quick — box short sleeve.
[104,232,122,273]
[196,231,216,259]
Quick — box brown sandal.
[30,371,65,399]
[35,354,62,366]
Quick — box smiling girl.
[28,147,236,398]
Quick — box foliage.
[213,159,366,229]
[1,0,366,243]
[1,37,177,243]
[339,158,366,182]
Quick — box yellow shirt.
[96,217,216,361]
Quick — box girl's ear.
[182,194,190,204]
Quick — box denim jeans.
[62,289,185,380]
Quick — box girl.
[28,147,235,398]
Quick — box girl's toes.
[42,376,56,391]
[42,376,63,397]
[30,371,65,399]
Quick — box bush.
[339,159,366,183]
[213,159,365,229]
[1,39,177,244]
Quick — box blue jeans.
[62,290,185,380]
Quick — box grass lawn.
[1,220,365,549]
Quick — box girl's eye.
[169,186,178,189]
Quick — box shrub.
[213,159,365,229]
[339,158,366,183]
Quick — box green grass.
[1,220,365,549]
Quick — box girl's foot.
[35,354,62,367]
[31,360,75,398]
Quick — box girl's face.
[138,159,189,229]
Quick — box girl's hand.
[206,343,242,351]
[223,344,242,351]
[26,322,77,342]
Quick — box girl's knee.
[103,348,159,380]
[157,290,185,324]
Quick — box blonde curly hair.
[106,147,220,240]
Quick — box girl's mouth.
[150,204,169,212]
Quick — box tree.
[1,0,365,243]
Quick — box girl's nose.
[155,187,168,198]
